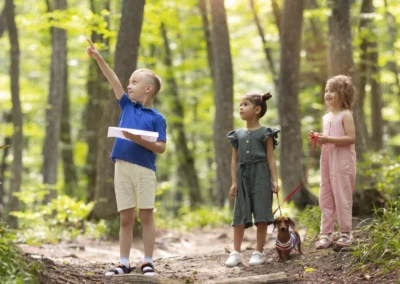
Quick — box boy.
[87,39,167,276]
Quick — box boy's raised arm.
[86,39,125,100]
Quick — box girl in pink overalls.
[310,75,356,249]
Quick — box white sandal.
[315,234,332,249]
[336,233,352,248]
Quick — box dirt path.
[21,226,397,283]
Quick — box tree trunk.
[327,1,354,77]
[328,0,368,165]
[199,0,215,81]
[0,113,11,220]
[5,0,23,228]
[302,0,326,173]
[358,6,370,150]
[0,6,8,219]
[384,0,400,98]
[85,0,110,202]
[383,0,400,155]
[304,0,327,100]
[250,0,278,88]
[45,0,76,197]
[91,0,144,219]
[198,0,217,202]
[60,66,78,196]
[361,0,383,151]
[209,0,234,207]
[0,4,6,37]
[160,23,202,207]
[279,0,317,209]
[270,0,281,34]
[42,0,67,202]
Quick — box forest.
[0,0,399,283]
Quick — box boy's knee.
[120,216,134,228]
[139,209,154,225]
[120,209,135,227]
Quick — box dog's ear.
[288,218,296,230]
[273,219,277,232]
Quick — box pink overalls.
[319,110,356,234]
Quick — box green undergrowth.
[0,220,41,284]
[12,186,107,244]
[156,204,232,230]
[298,205,322,240]
[358,153,400,196]
[352,201,400,277]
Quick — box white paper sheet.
[107,127,159,142]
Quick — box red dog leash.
[273,133,319,215]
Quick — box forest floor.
[21,226,398,284]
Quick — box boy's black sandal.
[105,264,132,276]
[141,262,156,276]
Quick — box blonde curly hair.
[326,75,354,110]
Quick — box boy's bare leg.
[256,223,268,252]
[119,208,135,259]
[233,224,245,252]
[139,209,155,258]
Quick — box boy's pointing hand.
[86,38,100,60]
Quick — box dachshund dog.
[273,216,302,262]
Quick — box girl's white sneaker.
[224,250,242,267]
[249,251,265,265]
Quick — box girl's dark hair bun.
[262,92,272,101]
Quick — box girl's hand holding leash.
[308,131,314,141]
[229,184,238,197]
[309,131,322,147]
[308,131,319,142]
[272,181,279,193]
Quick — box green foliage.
[84,219,108,239]
[11,186,100,244]
[298,205,322,240]
[156,205,231,230]
[99,218,121,239]
[352,201,400,273]
[358,152,400,196]
[0,220,41,284]
[178,205,232,229]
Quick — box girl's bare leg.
[256,223,268,252]
[233,225,245,251]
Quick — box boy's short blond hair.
[135,69,162,96]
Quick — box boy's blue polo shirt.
[110,93,167,172]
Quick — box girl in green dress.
[225,92,280,267]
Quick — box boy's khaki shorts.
[114,159,157,211]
